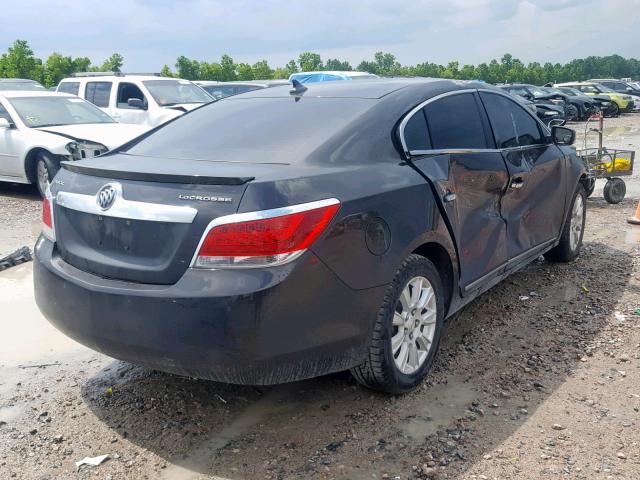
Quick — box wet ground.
[1,114,640,479]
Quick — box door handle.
[510,175,525,189]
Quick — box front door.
[0,103,22,178]
[110,81,150,125]
[479,91,567,259]
[404,91,510,291]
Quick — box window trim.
[398,88,551,158]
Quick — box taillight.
[193,198,340,268]
[42,196,55,241]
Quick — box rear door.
[84,81,113,115]
[479,91,567,260]
[404,91,510,292]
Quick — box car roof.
[227,77,491,100]
[196,80,290,87]
[60,75,184,82]
[555,82,599,86]
[589,78,620,82]
[290,71,374,77]
[0,90,75,99]
[0,78,40,83]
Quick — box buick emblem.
[96,183,119,210]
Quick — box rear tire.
[584,178,596,198]
[603,178,626,204]
[544,184,586,263]
[351,254,445,394]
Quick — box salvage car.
[498,84,566,125]
[57,73,213,127]
[0,91,149,196]
[556,86,615,117]
[196,80,290,100]
[0,78,46,91]
[35,79,588,393]
[555,82,634,115]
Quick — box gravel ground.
[0,114,639,480]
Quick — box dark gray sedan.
[34,79,587,393]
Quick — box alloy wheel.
[37,159,50,196]
[391,276,437,374]
[569,193,584,251]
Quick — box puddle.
[624,228,640,245]
[400,378,476,440]
[0,263,86,366]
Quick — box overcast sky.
[3,0,640,70]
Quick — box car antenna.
[289,79,308,97]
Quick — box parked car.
[555,82,634,115]
[35,79,587,393]
[498,84,566,125]
[56,73,213,127]
[288,71,378,83]
[196,80,290,100]
[0,91,149,196]
[539,86,600,121]
[555,86,614,118]
[0,78,46,91]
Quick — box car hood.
[35,123,151,149]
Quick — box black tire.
[606,103,620,117]
[566,104,579,122]
[584,178,596,197]
[351,254,445,394]
[603,178,626,204]
[544,184,586,263]
[34,151,58,198]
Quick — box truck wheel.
[545,184,586,263]
[35,152,57,198]
[584,178,596,197]
[603,178,626,204]
[351,254,445,394]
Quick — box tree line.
[2,39,640,88]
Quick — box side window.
[57,82,80,96]
[85,82,112,108]
[116,82,146,108]
[0,104,14,124]
[480,92,545,148]
[403,109,431,151]
[424,93,488,149]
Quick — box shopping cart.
[576,147,635,204]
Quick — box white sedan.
[0,91,150,196]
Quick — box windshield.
[201,84,262,100]
[9,96,115,128]
[527,86,549,97]
[0,81,45,91]
[143,80,212,106]
[596,85,615,93]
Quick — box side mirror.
[552,125,575,146]
[127,98,145,109]
[0,118,11,129]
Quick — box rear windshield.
[123,97,373,163]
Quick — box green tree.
[175,56,201,80]
[298,52,322,72]
[236,62,254,80]
[98,53,124,72]
[324,58,352,71]
[160,64,175,77]
[220,54,237,81]
[1,40,39,79]
[252,60,273,79]
[200,62,223,80]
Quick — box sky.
[2,0,640,71]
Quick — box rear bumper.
[34,237,386,385]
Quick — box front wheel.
[544,185,586,263]
[34,152,57,198]
[606,103,620,117]
[351,255,445,394]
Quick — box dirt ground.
[1,114,639,480]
